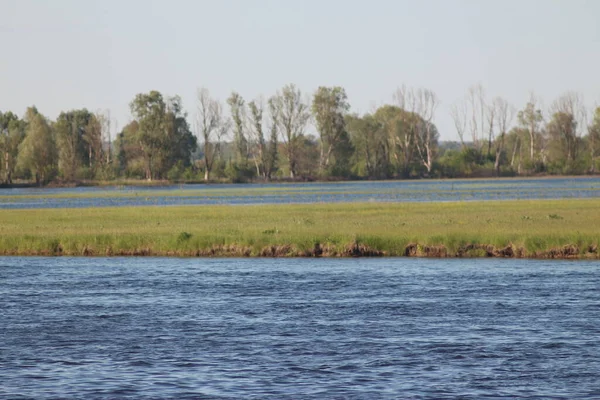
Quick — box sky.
[1,0,599,141]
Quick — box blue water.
[1,177,599,209]
[1,257,599,399]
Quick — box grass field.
[0,199,598,258]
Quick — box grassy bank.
[0,199,599,258]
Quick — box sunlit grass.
[0,199,598,258]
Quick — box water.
[1,177,599,209]
[1,257,599,399]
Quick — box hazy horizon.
[1,0,599,141]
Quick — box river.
[1,176,600,209]
[1,257,599,399]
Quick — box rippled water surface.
[1,177,600,209]
[1,257,600,399]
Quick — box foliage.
[123,91,197,180]
[1,86,599,185]
[16,107,57,185]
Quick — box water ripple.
[1,257,599,398]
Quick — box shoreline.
[1,242,598,259]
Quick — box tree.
[546,92,586,170]
[412,88,439,174]
[227,92,247,165]
[264,100,279,180]
[0,111,26,184]
[312,86,350,174]
[391,86,418,177]
[165,96,197,174]
[196,88,225,181]
[517,93,544,168]
[269,84,310,178]
[130,91,167,180]
[17,107,57,185]
[546,111,578,168]
[588,106,600,173]
[450,100,468,150]
[115,121,142,177]
[129,91,196,180]
[54,109,96,180]
[374,104,417,178]
[491,97,515,175]
[467,84,487,155]
[85,112,107,173]
[247,98,268,178]
[347,113,388,178]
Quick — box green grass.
[0,199,599,258]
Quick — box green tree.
[54,109,97,180]
[17,107,57,185]
[373,105,419,177]
[84,113,106,174]
[115,121,143,177]
[312,86,350,175]
[129,91,196,180]
[346,113,389,178]
[165,96,197,171]
[546,111,579,170]
[0,111,26,184]
[588,107,600,173]
[130,91,166,180]
[269,84,310,179]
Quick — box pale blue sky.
[1,0,599,140]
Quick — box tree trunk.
[511,137,519,168]
[253,156,261,178]
[529,129,535,162]
[494,148,501,177]
[591,134,596,173]
[146,156,152,181]
[4,151,9,184]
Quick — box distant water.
[1,257,600,399]
[0,177,599,209]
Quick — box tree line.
[1,84,599,185]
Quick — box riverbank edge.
[2,241,598,259]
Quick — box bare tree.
[466,84,487,153]
[392,85,417,176]
[413,88,439,174]
[491,97,515,175]
[196,88,224,181]
[450,100,468,149]
[485,99,496,158]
